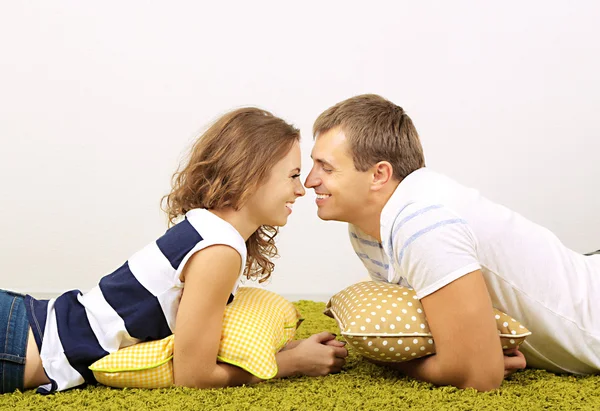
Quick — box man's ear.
[370,161,393,191]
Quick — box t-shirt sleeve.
[390,203,481,299]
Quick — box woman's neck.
[207,207,259,241]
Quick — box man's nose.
[304,169,318,188]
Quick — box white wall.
[1,1,599,301]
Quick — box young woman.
[0,107,348,394]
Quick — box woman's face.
[245,140,305,227]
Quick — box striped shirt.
[25,208,247,393]
[350,167,600,374]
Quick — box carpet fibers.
[2,301,599,410]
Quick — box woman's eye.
[291,174,301,179]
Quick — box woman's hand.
[281,334,346,351]
[284,332,348,377]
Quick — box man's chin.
[316,209,340,222]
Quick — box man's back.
[353,167,600,374]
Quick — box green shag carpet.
[2,301,600,411]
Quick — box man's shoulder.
[393,201,460,223]
[389,201,470,247]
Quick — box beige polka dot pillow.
[324,281,531,362]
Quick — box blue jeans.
[0,290,28,394]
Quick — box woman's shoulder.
[184,209,247,256]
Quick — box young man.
[304,94,600,391]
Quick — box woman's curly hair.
[162,107,300,282]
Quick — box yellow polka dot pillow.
[324,281,531,363]
[89,287,302,388]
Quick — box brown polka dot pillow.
[324,281,531,362]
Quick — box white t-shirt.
[349,168,600,374]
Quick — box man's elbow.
[458,367,504,392]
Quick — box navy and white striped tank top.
[25,209,247,393]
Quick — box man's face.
[304,127,372,223]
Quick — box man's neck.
[351,179,401,242]
[353,216,382,242]
[350,199,387,242]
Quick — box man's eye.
[322,168,333,173]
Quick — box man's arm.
[382,270,505,391]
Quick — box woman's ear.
[370,161,393,191]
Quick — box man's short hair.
[313,94,425,181]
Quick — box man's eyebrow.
[310,156,335,168]
[316,159,334,168]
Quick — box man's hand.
[323,336,347,348]
[503,347,526,378]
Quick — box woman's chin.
[261,216,288,228]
